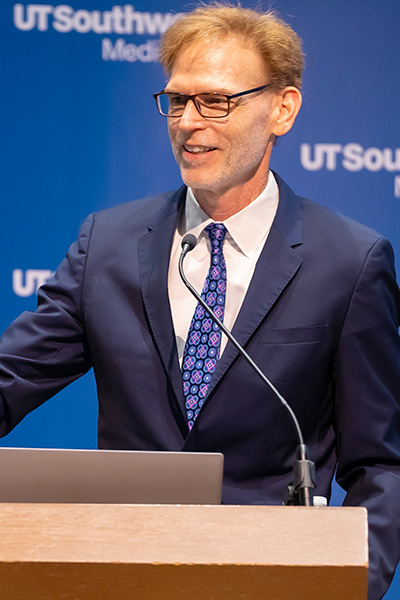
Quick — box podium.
[0,503,368,599]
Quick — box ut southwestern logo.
[301,143,400,198]
[13,4,183,62]
[12,269,54,297]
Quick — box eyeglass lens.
[158,93,230,118]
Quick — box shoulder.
[301,196,385,254]
[273,173,398,292]
[93,187,185,229]
[303,196,381,240]
[275,173,386,255]
[73,187,186,246]
[301,197,397,280]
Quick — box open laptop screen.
[0,447,224,504]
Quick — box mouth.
[183,144,217,155]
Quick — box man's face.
[165,37,281,203]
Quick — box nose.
[178,98,206,129]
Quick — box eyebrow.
[162,88,236,95]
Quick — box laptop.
[0,447,224,504]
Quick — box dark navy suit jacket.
[1,175,400,598]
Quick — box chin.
[180,170,221,192]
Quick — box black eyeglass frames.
[153,84,271,119]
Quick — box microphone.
[181,233,197,255]
[179,233,316,506]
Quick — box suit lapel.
[138,177,305,428]
[138,187,186,415]
[204,175,304,397]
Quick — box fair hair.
[159,3,304,90]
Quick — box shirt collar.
[183,172,279,258]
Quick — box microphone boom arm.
[179,236,316,506]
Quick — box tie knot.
[205,223,227,249]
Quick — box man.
[0,5,399,598]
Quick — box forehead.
[166,37,268,92]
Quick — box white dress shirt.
[168,171,279,364]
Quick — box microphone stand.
[179,236,316,506]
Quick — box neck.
[193,173,270,221]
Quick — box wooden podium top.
[0,503,368,600]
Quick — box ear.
[271,87,302,137]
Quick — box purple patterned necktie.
[182,223,227,431]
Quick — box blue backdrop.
[1,1,399,596]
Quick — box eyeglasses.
[153,84,271,119]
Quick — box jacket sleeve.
[0,214,95,437]
[334,237,400,600]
